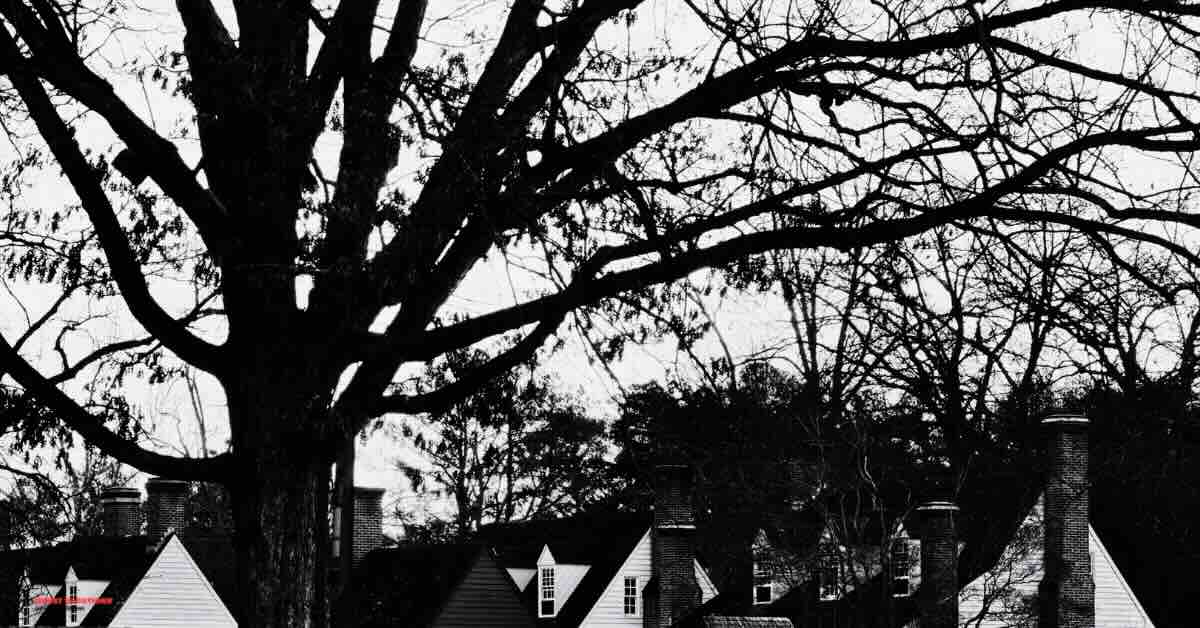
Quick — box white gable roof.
[107,535,237,628]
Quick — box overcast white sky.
[3,0,1198,532]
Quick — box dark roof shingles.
[478,510,651,627]
[348,543,484,628]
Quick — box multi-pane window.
[539,567,556,617]
[623,576,638,615]
[817,551,841,601]
[890,540,912,597]
[67,583,78,625]
[752,560,772,604]
[20,594,29,627]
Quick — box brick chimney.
[1039,414,1094,628]
[351,487,384,569]
[145,478,189,545]
[647,464,700,628]
[99,487,142,537]
[917,500,959,628]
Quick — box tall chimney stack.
[351,487,384,569]
[917,500,959,628]
[648,464,700,628]
[99,487,142,537]
[1039,414,1094,628]
[145,478,189,545]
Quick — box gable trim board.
[107,534,237,627]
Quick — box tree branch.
[0,28,225,374]
[0,333,232,481]
[0,1,232,256]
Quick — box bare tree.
[5,2,1200,626]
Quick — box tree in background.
[5,2,1200,625]
[393,347,615,540]
[1,385,136,544]
[611,362,822,604]
[1071,379,1200,627]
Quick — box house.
[958,496,1154,628]
[468,465,791,628]
[749,414,1155,628]
[0,478,238,628]
[348,543,533,627]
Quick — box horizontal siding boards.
[71,579,111,623]
[107,536,235,628]
[695,560,718,603]
[580,530,652,628]
[1091,528,1153,628]
[558,565,591,605]
[959,501,1154,628]
[436,553,533,628]
[509,568,536,592]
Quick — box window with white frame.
[67,581,79,626]
[539,566,556,617]
[18,573,30,628]
[752,560,772,604]
[890,539,912,597]
[623,576,638,615]
[817,550,841,601]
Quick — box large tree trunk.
[229,441,326,628]
[224,362,341,628]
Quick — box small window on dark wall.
[540,567,556,617]
[818,551,841,601]
[753,559,772,604]
[890,540,911,597]
[623,576,638,615]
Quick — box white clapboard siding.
[579,529,721,627]
[107,535,236,628]
[73,579,112,624]
[24,583,59,627]
[559,564,592,606]
[1090,526,1154,628]
[696,559,719,602]
[959,501,1153,628]
[580,528,652,628]
[508,567,535,592]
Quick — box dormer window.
[890,539,912,597]
[817,550,841,601]
[20,594,29,628]
[539,566,556,617]
[16,571,29,624]
[66,579,79,626]
[752,560,772,604]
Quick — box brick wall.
[649,465,700,628]
[917,501,959,628]
[146,478,190,545]
[651,529,701,628]
[100,487,142,537]
[352,487,384,569]
[1039,415,1094,628]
